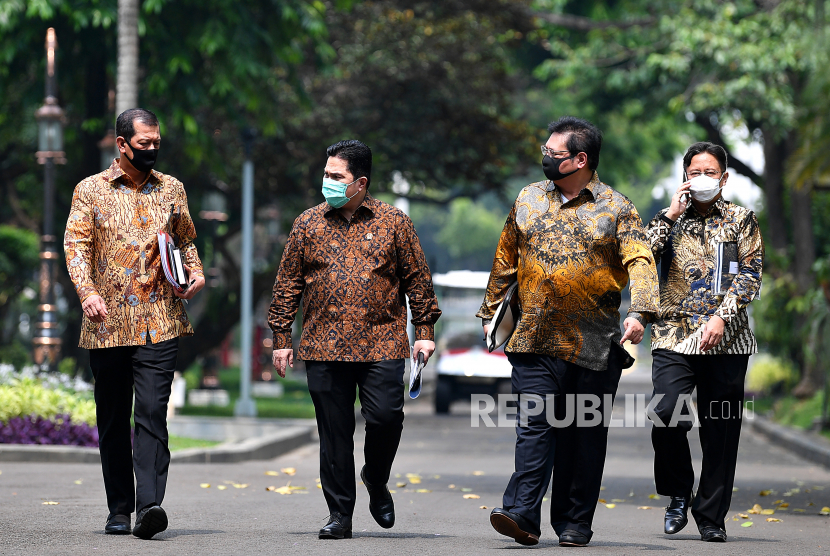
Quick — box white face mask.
[688,174,723,202]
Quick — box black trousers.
[306,359,405,517]
[502,349,623,541]
[89,337,178,517]
[650,348,749,531]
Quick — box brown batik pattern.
[64,159,203,349]
[477,172,659,371]
[268,193,442,362]
[646,198,764,355]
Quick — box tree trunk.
[116,0,139,114]
[791,185,816,293]
[761,128,789,255]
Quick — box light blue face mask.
[322,177,360,208]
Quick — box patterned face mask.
[688,174,723,202]
[322,177,359,208]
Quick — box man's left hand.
[173,264,206,300]
[413,340,436,364]
[620,317,645,345]
[699,315,725,352]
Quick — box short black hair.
[683,141,728,174]
[326,140,372,188]
[116,108,159,143]
[547,116,603,170]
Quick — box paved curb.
[748,414,830,469]
[0,423,315,464]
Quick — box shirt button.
[366,233,373,240]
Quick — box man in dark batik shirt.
[268,140,441,540]
[646,141,763,543]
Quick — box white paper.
[729,261,739,274]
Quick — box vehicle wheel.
[435,376,453,414]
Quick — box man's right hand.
[82,295,108,323]
[482,324,490,341]
[272,348,294,378]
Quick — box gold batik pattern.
[646,198,763,354]
[64,159,203,349]
[477,172,659,371]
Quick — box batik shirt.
[646,197,763,354]
[64,159,203,349]
[477,172,659,371]
[268,193,442,361]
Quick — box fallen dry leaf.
[433,475,441,479]
[281,468,296,476]
[409,478,422,485]
[543,497,548,502]
[73,480,83,485]
[739,513,749,519]
[741,521,753,527]
[480,505,488,509]
[648,494,660,500]
[461,488,473,492]
[600,486,607,491]
[42,501,59,505]
[316,484,322,489]
[200,483,211,488]
[233,483,249,489]
[760,509,775,515]
[766,517,782,522]
[416,489,432,493]
[777,502,790,509]
[793,509,805,513]
[772,499,783,505]
[217,485,227,490]
[605,504,616,509]
[748,504,763,514]
[265,471,280,476]
[611,499,626,503]
[272,486,293,495]
[266,486,276,491]
[759,489,771,496]
[819,507,830,516]
[463,494,481,499]
[637,506,652,510]
[472,471,485,476]
[598,499,607,504]
[448,484,456,489]
[813,486,825,490]
[396,482,407,488]
[732,487,739,492]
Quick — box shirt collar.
[687,195,727,217]
[549,171,601,202]
[103,158,162,190]
[324,191,377,216]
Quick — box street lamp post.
[32,28,66,370]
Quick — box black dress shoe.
[104,514,131,534]
[360,466,395,528]
[319,512,352,539]
[700,525,727,542]
[132,505,168,539]
[489,508,539,546]
[559,529,589,547]
[664,496,690,534]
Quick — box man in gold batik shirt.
[479,117,659,548]
[64,108,204,540]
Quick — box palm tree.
[116,0,139,115]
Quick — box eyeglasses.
[687,170,722,179]
[541,146,572,158]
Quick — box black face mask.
[125,142,159,173]
[542,154,577,181]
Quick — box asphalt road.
[1,396,829,555]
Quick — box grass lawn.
[178,365,315,419]
[748,391,830,441]
[168,435,222,451]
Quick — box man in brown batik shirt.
[268,139,441,539]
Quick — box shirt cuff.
[659,213,676,226]
[78,286,101,304]
[272,330,293,350]
[626,311,650,326]
[414,324,434,342]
